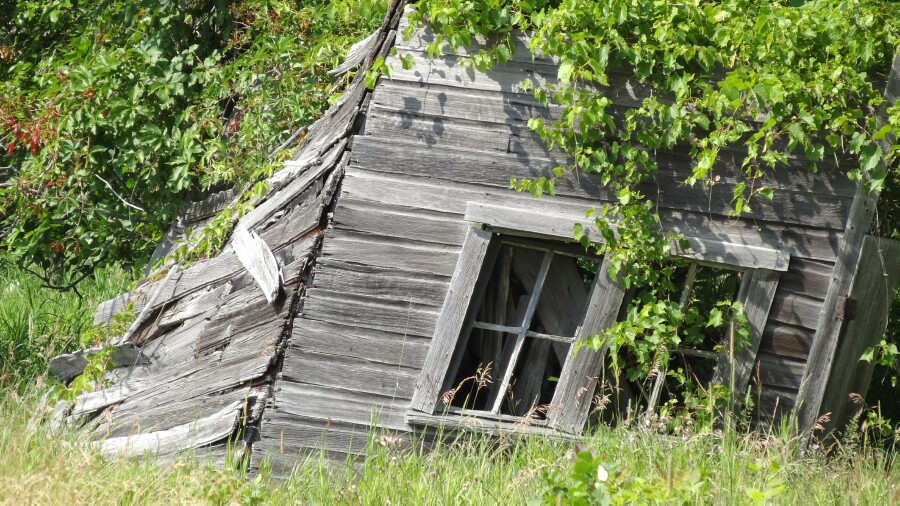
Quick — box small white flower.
[596,465,609,482]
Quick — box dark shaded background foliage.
[0,0,385,286]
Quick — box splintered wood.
[232,224,282,304]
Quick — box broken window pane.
[442,241,601,419]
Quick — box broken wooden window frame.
[408,203,787,436]
[639,263,782,421]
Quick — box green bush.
[0,0,386,284]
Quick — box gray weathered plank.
[321,230,461,277]
[96,401,242,458]
[410,227,496,412]
[328,31,378,77]
[675,237,790,272]
[48,344,150,384]
[365,99,854,198]
[241,137,348,231]
[819,236,900,434]
[778,258,833,299]
[768,291,822,329]
[312,259,450,307]
[150,234,318,315]
[511,338,552,416]
[756,352,806,390]
[387,51,559,95]
[754,385,797,424]
[281,352,419,399]
[363,108,512,153]
[548,257,627,433]
[117,264,180,345]
[465,201,603,244]
[268,381,410,431]
[343,169,841,262]
[406,411,574,440]
[713,269,781,396]
[370,80,559,127]
[291,318,430,370]
[659,208,840,264]
[795,54,898,435]
[301,288,439,338]
[157,283,232,328]
[351,135,851,229]
[342,168,592,218]
[758,322,814,360]
[466,201,790,271]
[232,224,283,303]
[252,417,369,472]
[333,197,468,247]
[99,388,252,439]
[395,19,556,65]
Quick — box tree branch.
[93,173,147,213]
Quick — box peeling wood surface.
[232,224,282,303]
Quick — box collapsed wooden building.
[50,0,900,477]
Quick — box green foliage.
[50,344,115,403]
[532,447,707,505]
[0,256,131,388]
[0,0,387,285]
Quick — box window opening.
[639,264,744,419]
[441,240,601,419]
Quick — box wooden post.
[795,53,899,437]
[818,236,900,436]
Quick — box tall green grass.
[1,383,898,505]
[0,264,897,504]
[0,259,132,388]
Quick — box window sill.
[406,410,579,441]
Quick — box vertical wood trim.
[710,269,755,388]
[644,264,701,421]
[548,257,627,433]
[795,183,874,435]
[819,236,900,434]
[713,269,780,397]
[439,239,502,398]
[410,227,496,412]
[795,53,899,435]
